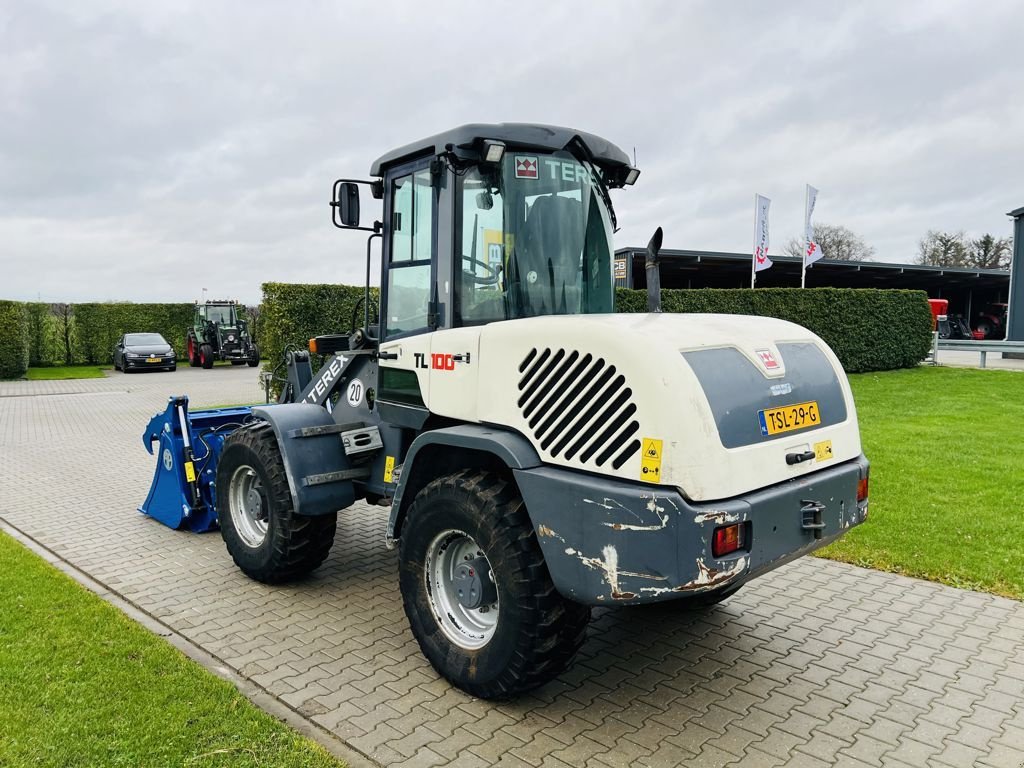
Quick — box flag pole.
[751,193,757,289]
[801,185,808,289]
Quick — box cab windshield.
[456,150,615,324]
[202,305,236,325]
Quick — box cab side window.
[386,169,434,338]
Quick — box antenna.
[633,146,637,166]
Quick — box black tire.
[399,470,590,699]
[216,422,337,583]
[247,344,260,367]
[200,344,214,369]
[187,335,200,367]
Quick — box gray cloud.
[1,0,1021,303]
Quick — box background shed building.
[614,248,1010,332]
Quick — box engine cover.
[378,313,862,502]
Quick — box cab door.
[377,159,437,412]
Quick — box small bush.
[0,301,29,379]
[616,287,933,372]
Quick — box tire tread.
[401,469,589,699]
[218,422,336,583]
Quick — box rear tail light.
[308,338,319,354]
[712,524,745,558]
[857,475,869,503]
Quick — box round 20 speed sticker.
[346,379,364,407]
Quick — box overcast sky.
[2,1,1021,304]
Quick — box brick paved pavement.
[1,367,1022,767]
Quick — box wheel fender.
[388,425,542,543]
[250,404,357,516]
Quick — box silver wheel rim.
[228,465,269,548]
[425,529,499,650]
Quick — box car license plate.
[147,356,160,363]
[758,401,821,436]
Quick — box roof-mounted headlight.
[481,140,506,164]
[624,167,641,185]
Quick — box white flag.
[753,194,772,273]
[804,185,824,268]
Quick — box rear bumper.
[514,454,869,605]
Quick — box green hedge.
[73,303,195,364]
[616,287,933,372]
[261,283,377,374]
[256,284,930,375]
[0,301,30,379]
[24,303,52,367]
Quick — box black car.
[113,333,177,372]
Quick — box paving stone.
[3,367,1024,768]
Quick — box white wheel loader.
[141,123,869,699]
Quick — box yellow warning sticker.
[184,461,196,482]
[640,438,663,483]
[814,439,834,462]
[383,455,396,484]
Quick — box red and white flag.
[753,194,772,273]
[804,185,824,269]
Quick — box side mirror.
[333,181,360,228]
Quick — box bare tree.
[51,303,74,365]
[915,230,1012,269]
[783,223,875,262]
[916,230,969,267]
[968,234,1012,270]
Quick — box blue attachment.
[140,395,253,532]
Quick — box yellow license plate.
[758,401,821,436]
[147,357,160,363]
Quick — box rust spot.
[608,523,625,531]
[672,564,736,592]
[537,524,558,538]
[611,590,637,600]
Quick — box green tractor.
[186,300,260,369]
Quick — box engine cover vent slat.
[518,347,538,373]
[612,437,642,470]
[517,348,565,408]
[533,356,604,439]
[566,384,631,461]
[518,348,552,392]
[522,350,579,420]
[516,347,643,474]
[527,352,593,430]
[585,406,638,465]
[546,368,619,456]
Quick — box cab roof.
[369,123,633,177]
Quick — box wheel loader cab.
[334,125,637,344]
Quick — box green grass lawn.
[819,366,1024,599]
[25,365,110,380]
[0,531,343,768]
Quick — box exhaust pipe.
[645,227,663,313]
